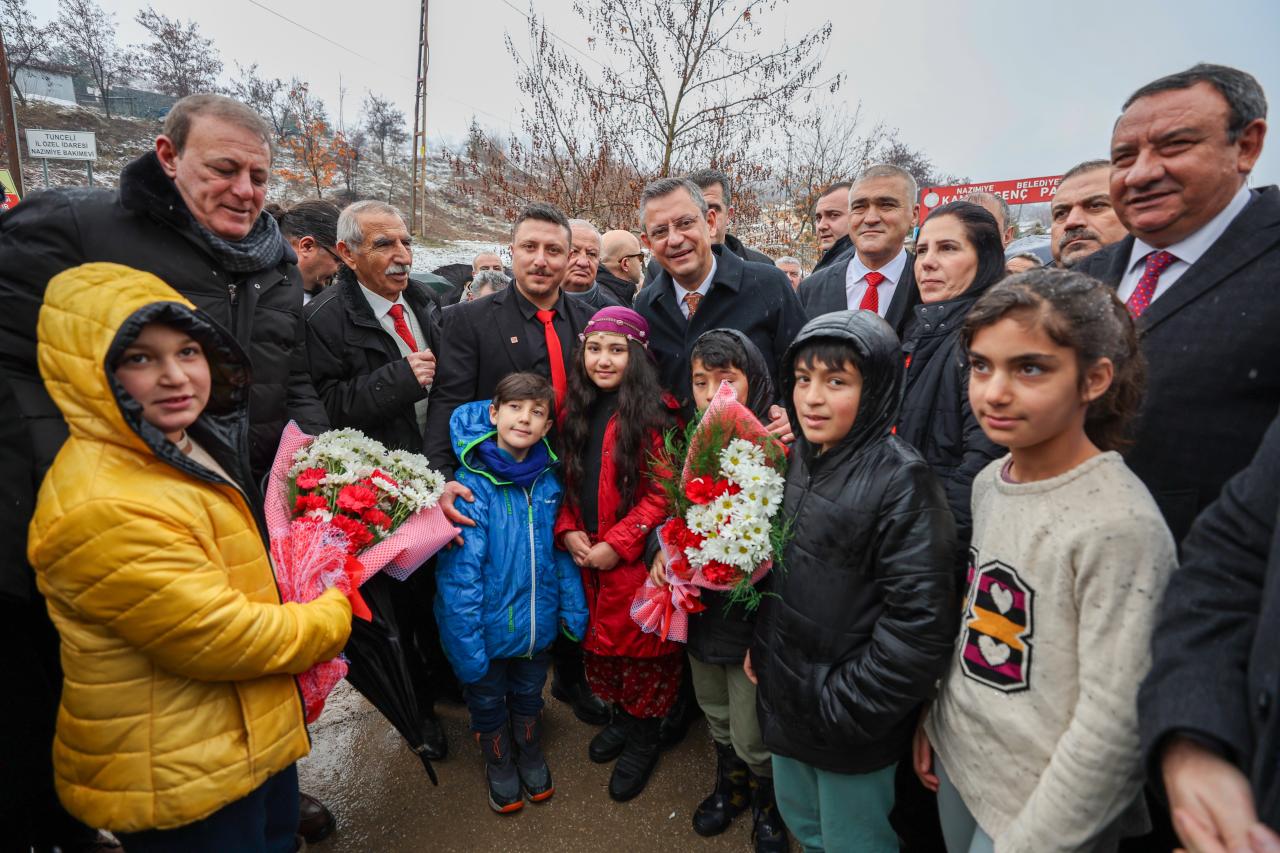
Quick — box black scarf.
[188,207,287,274]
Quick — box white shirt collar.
[356,279,408,319]
[1126,183,1251,273]
[673,255,717,301]
[848,248,908,286]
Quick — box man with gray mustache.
[303,199,450,760]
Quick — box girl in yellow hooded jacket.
[27,263,353,852]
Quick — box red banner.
[919,175,1062,220]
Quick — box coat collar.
[1134,186,1280,333]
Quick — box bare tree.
[228,62,286,139]
[2,0,56,107]
[130,6,222,98]
[335,128,365,194]
[52,0,127,117]
[362,93,407,165]
[277,82,346,198]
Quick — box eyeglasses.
[319,244,342,264]
[621,252,645,262]
[646,216,701,243]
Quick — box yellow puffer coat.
[27,262,352,832]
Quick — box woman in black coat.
[897,201,1006,545]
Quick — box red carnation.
[370,469,399,488]
[295,467,328,490]
[685,477,717,505]
[330,513,374,552]
[361,508,393,530]
[337,484,378,514]
[294,494,330,516]
[701,560,741,587]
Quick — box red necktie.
[683,292,703,317]
[859,271,886,313]
[535,308,568,408]
[1126,251,1177,318]
[387,304,418,352]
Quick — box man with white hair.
[303,199,449,761]
[564,219,623,310]
[775,256,804,289]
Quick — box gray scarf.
[190,209,287,274]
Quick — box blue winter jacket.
[434,400,589,684]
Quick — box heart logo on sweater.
[978,635,1011,667]
[991,582,1013,614]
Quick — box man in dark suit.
[810,181,855,274]
[425,202,609,725]
[1074,62,1278,545]
[633,177,805,418]
[796,164,921,337]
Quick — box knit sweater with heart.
[926,451,1177,853]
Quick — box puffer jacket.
[555,399,680,659]
[26,263,352,833]
[435,401,588,685]
[686,328,780,665]
[751,310,959,775]
[896,279,1004,545]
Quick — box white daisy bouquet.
[264,423,457,720]
[631,381,789,642]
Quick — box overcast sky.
[26,0,1280,185]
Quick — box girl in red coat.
[556,306,681,802]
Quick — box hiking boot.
[608,713,661,802]
[750,771,790,853]
[511,713,554,802]
[588,706,631,764]
[692,740,751,836]
[476,727,524,814]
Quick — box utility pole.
[409,0,428,236]
[0,24,26,197]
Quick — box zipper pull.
[228,283,239,306]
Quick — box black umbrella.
[343,573,439,785]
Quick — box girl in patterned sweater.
[913,269,1178,852]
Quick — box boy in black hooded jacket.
[746,310,958,851]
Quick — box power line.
[495,0,605,68]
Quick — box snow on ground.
[411,239,509,273]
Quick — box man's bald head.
[601,229,645,285]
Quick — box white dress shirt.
[845,249,907,319]
[673,256,718,319]
[1118,184,1252,305]
[357,280,430,431]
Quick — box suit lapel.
[820,263,849,314]
[1139,194,1280,333]
[493,289,536,372]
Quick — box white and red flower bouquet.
[631,381,789,642]
[264,423,457,721]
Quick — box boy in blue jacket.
[435,372,588,814]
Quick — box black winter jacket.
[303,268,443,452]
[752,310,959,774]
[686,328,777,665]
[595,268,638,306]
[896,284,1004,546]
[811,234,854,274]
[1139,411,1280,828]
[0,152,329,484]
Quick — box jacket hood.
[449,399,557,485]
[692,327,775,423]
[781,309,904,460]
[38,262,252,483]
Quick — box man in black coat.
[634,177,806,415]
[1139,411,1280,845]
[598,229,646,305]
[425,203,608,725]
[0,94,334,846]
[305,201,441,451]
[796,164,921,337]
[810,181,855,274]
[304,199,449,758]
[1073,63,1279,544]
